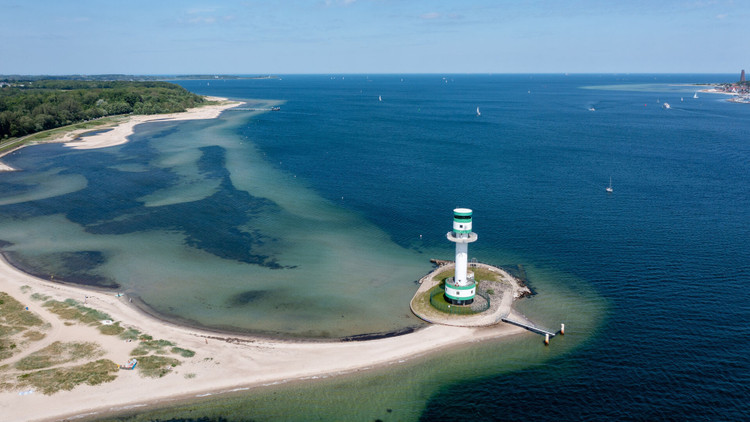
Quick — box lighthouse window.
[454,215,471,220]
[459,224,464,228]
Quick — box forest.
[0,80,205,139]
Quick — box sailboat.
[693,92,699,99]
[606,177,613,193]
[378,95,382,102]
[476,107,481,116]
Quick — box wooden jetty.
[501,316,557,337]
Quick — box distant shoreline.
[0,96,241,170]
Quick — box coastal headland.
[0,101,530,422]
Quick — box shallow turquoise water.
[2,74,748,420]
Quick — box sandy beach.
[62,96,241,150]
[0,95,527,421]
[0,96,240,171]
[0,256,523,421]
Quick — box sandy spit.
[0,96,240,171]
[0,254,523,422]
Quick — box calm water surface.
[1,74,748,420]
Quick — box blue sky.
[0,0,745,74]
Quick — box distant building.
[742,69,746,83]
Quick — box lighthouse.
[445,208,478,305]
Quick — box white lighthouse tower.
[445,208,478,305]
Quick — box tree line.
[0,80,205,139]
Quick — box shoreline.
[0,96,241,170]
[0,93,529,421]
[0,251,525,422]
[1,249,424,343]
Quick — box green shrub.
[136,355,180,378]
[171,347,195,358]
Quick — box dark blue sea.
[1,74,748,420]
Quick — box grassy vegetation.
[1,80,205,140]
[119,328,141,341]
[98,321,126,336]
[43,299,112,325]
[130,339,175,356]
[433,266,501,283]
[0,291,45,360]
[0,292,44,328]
[433,268,454,281]
[22,330,45,341]
[29,292,50,302]
[24,115,125,142]
[16,359,118,394]
[136,355,180,378]
[15,341,104,370]
[410,288,436,316]
[428,286,483,316]
[171,347,196,358]
[471,267,502,282]
[20,285,31,294]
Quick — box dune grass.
[15,341,104,371]
[136,355,180,378]
[171,347,195,358]
[98,321,126,336]
[130,339,175,356]
[0,292,45,360]
[119,328,141,341]
[43,299,112,325]
[16,359,119,394]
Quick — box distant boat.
[681,97,684,102]
[606,177,613,193]
[693,92,699,99]
[588,107,596,111]
[656,98,660,104]
[663,102,671,109]
[271,106,280,111]
[476,107,481,116]
[378,95,382,102]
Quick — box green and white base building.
[445,208,478,305]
